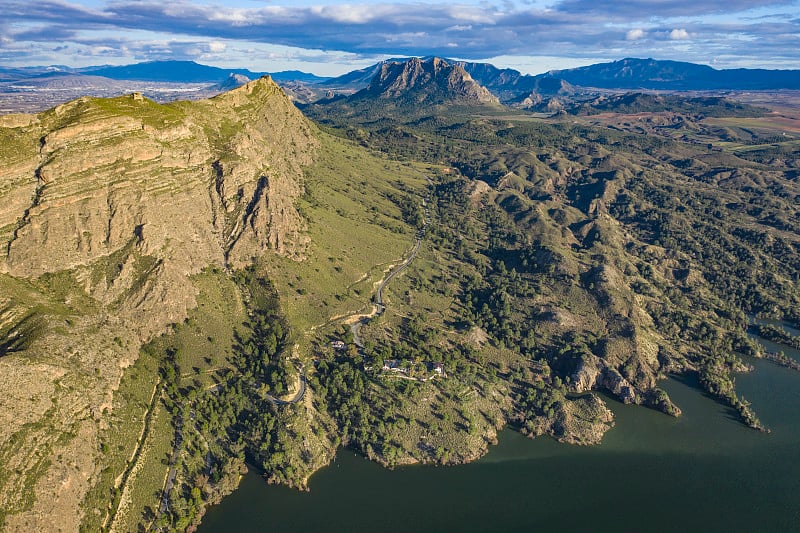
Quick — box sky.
[1,0,799,76]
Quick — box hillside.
[0,76,323,530]
[0,74,461,531]
[1,60,799,533]
[566,92,767,117]
[308,80,800,438]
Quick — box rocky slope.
[0,76,317,530]
[359,57,499,106]
[302,58,501,124]
[2,76,314,333]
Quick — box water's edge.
[199,331,800,533]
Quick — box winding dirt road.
[351,176,432,347]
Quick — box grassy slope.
[263,133,426,334]
[74,130,431,528]
[80,268,247,531]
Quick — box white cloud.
[1,0,798,71]
[446,25,473,32]
[311,5,376,24]
[89,45,116,56]
[208,41,226,53]
[669,28,691,40]
[626,28,645,40]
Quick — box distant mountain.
[0,65,81,82]
[322,58,528,94]
[322,56,800,102]
[83,60,264,83]
[77,60,327,84]
[320,64,384,90]
[539,58,800,90]
[454,61,523,90]
[302,58,501,123]
[212,73,251,92]
[268,70,329,84]
[321,58,578,102]
[319,57,411,90]
[451,61,572,97]
[0,73,127,90]
[359,57,498,105]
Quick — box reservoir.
[199,338,800,532]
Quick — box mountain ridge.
[318,56,800,101]
[1,60,329,85]
[0,76,319,531]
[302,57,501,121]
[362,57,499,105]
[539,57,800,90]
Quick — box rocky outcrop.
[363,57,499,105]
[571,354,636,403]
[0,78,318,531]
[0,76,317,337]
[525,393,615,445]
[214,73,251,92]
[509,77,575,110]
[571,352,680,416]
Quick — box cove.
[199,348,800,532]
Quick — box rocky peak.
[215,72,251,92]
[365,57,499,105]
[0,75,317,338]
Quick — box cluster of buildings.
[329,339,445,379]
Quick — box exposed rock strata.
[364,57,499,105]
[0,77,317,530]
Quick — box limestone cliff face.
[0,76,317,337]
[364,57,499,105]
[0,77,317,531]
[202,78,315,266]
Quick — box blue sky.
[2,0,799,75]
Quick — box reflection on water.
[199,333,800,533]
[749,316,800,363]
[751,317,800,338]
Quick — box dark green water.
[199,345,800,532]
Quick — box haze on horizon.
[2,0,799,76]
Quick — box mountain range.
[320,56,800,95]
[544,57,800,90]
[3,57,800,104]
[0,60,329,85]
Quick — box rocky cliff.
[0,77,317,530]
[1,76,315,337]
[363,57,499,105]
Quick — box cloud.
[669,28,691,40]
[554,0,796,19]
[208,41,226,53]
[0,0,798,70]
[626,29,646,40]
